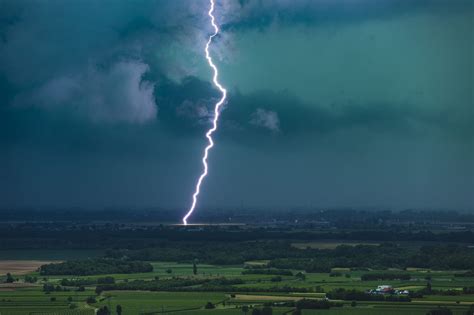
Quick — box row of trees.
[327,288,411,302]
[60,276,115,286]
[97,305,122,315]
[95,277,244,294]
[268,244,474,271]
[40,259,153,275]
[95,277,311,294]
[242,269,293,276]
[103,242,474,270]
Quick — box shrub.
[205,302,215,309]
[97,306,110,315]
[296,299,332,310]
[97,276,115,284]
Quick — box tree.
[97,306,111,315]
[205,302,215,309]
[252,309,261,315]
[261,306,272,315]
[292,310,302,315]
[270,276,282,282]
[295,272,306,281]
[242,305,249,314]
[427,281,432,293]
[25,275,37,283]
[43,283,55,293]
[116,304,122,315]
[5,273,14,283]
[97,276,115,284]
[351,301,357,307]
[193,259,198,275]
[67,296,73,302]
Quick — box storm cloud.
[0,0,472,212]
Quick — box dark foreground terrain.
[0,209,473,315]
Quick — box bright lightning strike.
[182,0,227,226]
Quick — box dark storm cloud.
[0,0,214,210]
[223,0,472,30]
[0,0,208,122]
[212,89,473,151]
[0,0,472,210]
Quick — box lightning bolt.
[182,0,227,226]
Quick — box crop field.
[301,307,470,315]
[94,291,228,314]
[0,287,95,315]
[0,261,55,276]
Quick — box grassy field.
[94,291,228,314]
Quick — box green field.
[0,287,95,315]
[94,291,228,314]
[1,250,474,315]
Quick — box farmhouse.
[376,285,393,294]
[368,285,409,295]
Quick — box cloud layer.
[15,61,156,123]
[250,108,280,132]
[0,0,472,211]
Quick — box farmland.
[1,210,474,314]
[1,256,474,315]
[0,261,56,276]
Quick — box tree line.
[40,259,153,276]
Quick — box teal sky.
[0,0,472,213]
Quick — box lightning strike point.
[182,0,227,226]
